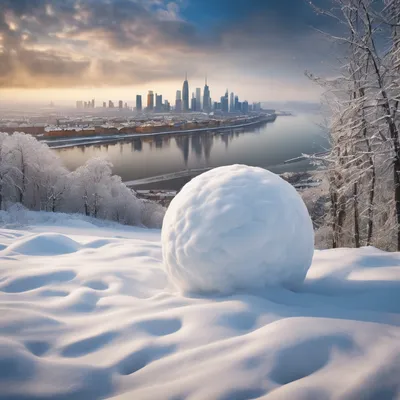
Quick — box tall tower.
[235,95,239,111]
[230,92,234,112]
[175,90,182,113]
[196,88,201,111]
[182,73,189,112]
[222,89,229,113]
[155,94,163,112]
[136,95,142,111]
[147,91,154,111]
[203,75,210,113]
[191,92,196,112]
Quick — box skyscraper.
[155,94,163,112]
[253,102,261,111]
[175,90,182,113]
[222,89,229,113]
[203,75,210,113]
[191,93,196,112]
[182,73,189,112]
[136,95,142,111]
[196,88,201,111]
[230,92,234,112]
[118,100,123,109]
[147,91,154,111]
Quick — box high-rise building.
[222,89,229,113]
[103,102,107,108]
[118,100,123,109]
[182,73,189,112]
[253,102,261,111]
[76,101,83,109]
[234,95,239,111]
[230,92,234,112]
[175,90,182,113]
[242,101,249,114]
[196,88,201,111]
[109,100,114,108]
[203,76,210,112]
[147,91,154,111]
[164,100,171,112]
[136,95,142,111]
[191,93,196,112]
[91,99,95,108]
[155,94,163,112]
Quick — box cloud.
[0,0,338,96]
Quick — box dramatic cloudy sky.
[0,0,338,105]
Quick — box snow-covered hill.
[0,211,399,399]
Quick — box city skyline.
[0,0,335,105]
[74,74,255,113]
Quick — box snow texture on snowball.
[162,165,314,294]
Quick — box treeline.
[310,0,400,250]
[0,132,165,228]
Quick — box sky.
[0,0,338,106]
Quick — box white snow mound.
[0,212,399,399]
[162,165,314,293]
[3,233,81,256]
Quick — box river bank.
[44,114,276,149]
[55,113,329,185]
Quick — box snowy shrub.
[162,165,314,294]
[314,225,333,250]
[0,132,164,228]
[140,200,166,229]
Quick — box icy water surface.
[56,113,328,188]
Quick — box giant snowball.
[162,165,314,294]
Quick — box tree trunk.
[394,158,400,250]
[19,156,25,205]
[337,193,346,247]
[329,174,338,248]
[353,181,360,248]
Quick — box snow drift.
[0,212,399,399]
[162,165,314,294]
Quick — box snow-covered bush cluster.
[0,132,165,228]
[162,165,314,294]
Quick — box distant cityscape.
[0,75,273,140]
[75,76,261,115]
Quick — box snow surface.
[162,165,314,294]
[0,211,399,399]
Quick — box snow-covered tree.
[0,132,164,228]
[309,0,400,250]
